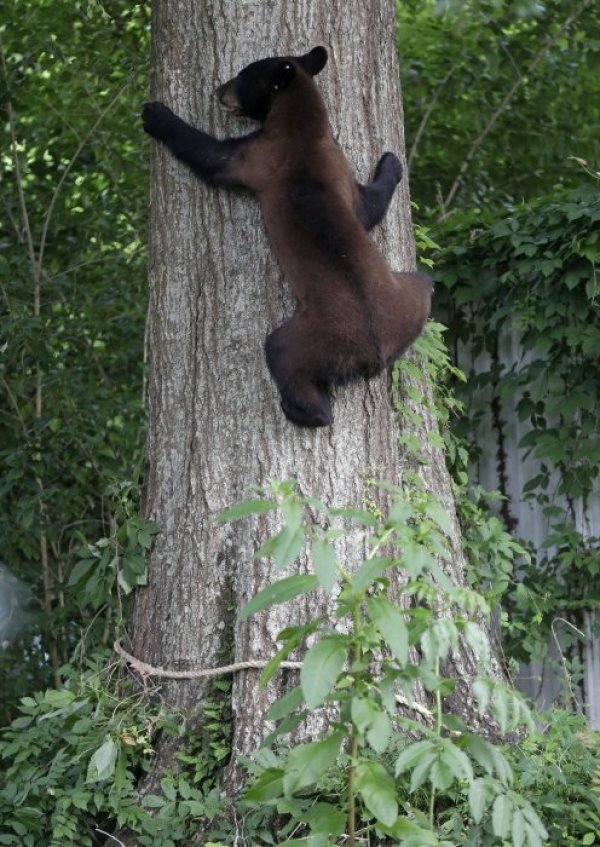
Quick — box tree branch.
[36,79,131,278]
[408,63,458,172]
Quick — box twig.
[551,616,586,716]
[0,34,38,278]
[36,79,131,277]
[95,829,126,847]
[408,63,458,171]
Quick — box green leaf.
[512,808,526,847]
[429,756,454,791]
[351,556,390,593]
[491,747,514,787]
[282,732,343,795]
[473,677,492,715]
[42,689,76,708]
[271,525,306,569]
[438,738,473,784]
[312,537,337,592]
[409,751,438,792]
[67,557,96,586]
[492,793,512,839]
[260,712,305,748]
[281,498,303,534]
[367,596,408,665]
[421,617,458,663]
[86,737,117,783]
[217,499,277,522]
[301,636,347,708]
[366,709,392,754]
[378,818,434,842]
[161,778,177,801]
[424,501,454,536]
[355,760,398,826]
[463,621,490,665]
[245,768,285,803]
[141,794,164,808]
[468,778,490,823]
[180,800,206,816]
[522,805,548,840]
[239,574,318,620]
[266,685,304,721]
[492,687,510,733]
[349,693,391,752]
[466,735,495,776]
[351,696,373,733]
[137,528,154,549]
[304,802,346,836]
[277,837,329,847]
[328,506,378,526]
[395,739,437,777]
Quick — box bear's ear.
[272,61,296,92]
[297,46,328,76]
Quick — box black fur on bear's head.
[216,46,328,122]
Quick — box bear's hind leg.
[265,321,333,428]
[280,388,332,428]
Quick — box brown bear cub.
[142,46,432,427]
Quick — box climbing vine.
[432,182,600,668]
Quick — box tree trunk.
[128,0,506,799]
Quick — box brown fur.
[142,48,432,427]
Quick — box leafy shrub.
[219,481,545,847]
[0,655,218,847]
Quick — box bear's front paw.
[142,101,176,139]
[378,151,403,185]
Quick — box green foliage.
[68,483,159,609]
[398,0,600,214]
[458,486,529,606]
[509,711,600,845]
[224,481,544,846]
[3,482,598,846]
[435,710,600,846]
[0,655,230,846]
[433,184,600,666]
[0,1,149,719]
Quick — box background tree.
[0,0,149,721]
[398,0,600,215]
[128,0,506,796]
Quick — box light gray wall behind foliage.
[458,327,600,727]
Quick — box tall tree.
[128,0,504,794]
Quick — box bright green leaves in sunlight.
[399,0,600,212]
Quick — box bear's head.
[216,46,328,122]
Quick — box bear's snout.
[216,81,242,113]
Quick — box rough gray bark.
[128,0,506,798]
